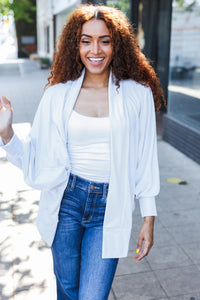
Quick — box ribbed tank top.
[67,110,110,182]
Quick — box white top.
[0,68,159,258]
[67,110,110,182]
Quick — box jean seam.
[82,188,90,220]
[82,193,97,223]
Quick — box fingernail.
[136,248,139,254]
[135,260,139,263]
[132,257,136,259]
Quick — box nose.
[91,41,101,54]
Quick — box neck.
[82,69,110,88]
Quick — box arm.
[1,88,69,191]
[0,96,14,144]
[133,87,160,261]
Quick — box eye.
[81,40,90,44]
[102,40,110,44]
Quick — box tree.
[107,0,130,18]
[0,0,37,58]
[0,0,36,23]
[175,0,198,11]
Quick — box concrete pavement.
[1,60,200,299]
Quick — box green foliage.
[0,0,10,16]
[0,0,36,23]
[175,0,197,11]
[107,0,130,18]
[40,57,51,65]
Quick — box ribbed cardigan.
[0,69,159,258]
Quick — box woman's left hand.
[133,216,155,262]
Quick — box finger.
[132,233,144,259]
[2,96,11,107]
[133,240,153,261]
[0,99,3,109]
[136,236,143,254]
[133,239,143,260]
[135,246,148,262]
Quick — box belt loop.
[70,174,76,190]
[103,183,107,200]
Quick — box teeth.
[88,58,104,62]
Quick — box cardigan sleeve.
[135,87,160,217]
[0,87,68,190]
[0,133,23,169]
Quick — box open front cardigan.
[0,69,159,258]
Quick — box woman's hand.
[133,216,155,262]
[0,96,14,144]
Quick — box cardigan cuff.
[139,196,157,217]
[0,133,23,156]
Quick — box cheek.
[107,48,113,61]
[79,47,86,60]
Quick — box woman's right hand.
[0,96,14,144]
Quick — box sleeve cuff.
[0,133,23,156]
[139,196,157,217]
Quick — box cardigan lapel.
[63,68,86,137]
[104,72,132,226]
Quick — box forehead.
[81,19,110,36]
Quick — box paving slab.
[108,289,115,300]
[112,271,167,299]
[181,242,200,265]
[165,223,200,245]
[153,220,178,248]
[146,244,193,270]
[156,184,200,213]
[169,294,200,300]
[115,252,151,276]
[155,265,200,297]
[158,208,200,227]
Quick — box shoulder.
[122,79,153,111]
[122,78,151,99]
[44,81,73,97]
[40,81,73,106]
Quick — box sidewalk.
[1,60,200,299]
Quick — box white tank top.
[67,110,110,182]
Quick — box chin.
[85,65,110,75]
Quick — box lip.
[87,57,105,66]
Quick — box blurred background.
[0,1,200,299]
[1,0,199,162]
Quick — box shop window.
[168,0,200,130]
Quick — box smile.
[88,57,105,62]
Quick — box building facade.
[36,0,80,59]
[163,1,200,164]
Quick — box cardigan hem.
[102,227,132,258]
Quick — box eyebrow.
[81,34,111,38]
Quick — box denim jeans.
[51,173,119,300]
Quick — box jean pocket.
[64,179,74,194]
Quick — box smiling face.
[79,19,113,76]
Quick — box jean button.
[90,185,95,190]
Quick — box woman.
[0,4,165,300]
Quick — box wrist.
[1,126,14,145]
[143,216,155,225]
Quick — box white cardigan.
[0,69,159,258]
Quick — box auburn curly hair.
[46,4,165,111]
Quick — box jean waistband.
[68,172,109,194]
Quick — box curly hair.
[46,4,165,111]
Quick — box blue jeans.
[51,173,119,300]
